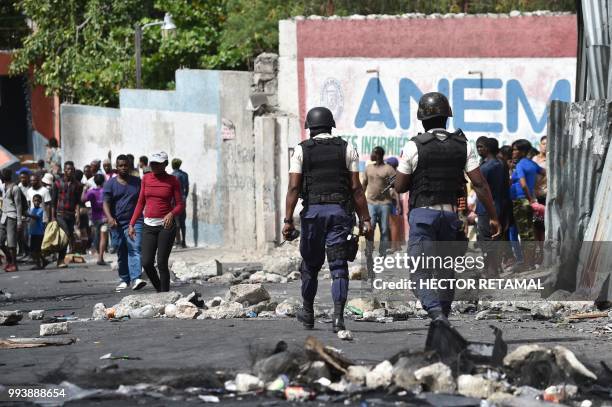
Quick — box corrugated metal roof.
[578,0,612,100]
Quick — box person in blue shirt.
[28,194,48,270]
[102,154,146,292]
[510,139,545,268]
[475,137,506,276]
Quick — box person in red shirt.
[128,151,184,292]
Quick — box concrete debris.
[337,330,353,341]
[248,271,266,283]
[513,385,542,398]
[275,299,299,317]
[175,302,200,319]
[348,266,365,280]
[414,362,456,393]
[392,357,427,391]
[28,310,45,320]
[552,345,598,381]
[171,261,219,281]
[207,273,235,284]
[347,297,381,313]
[205,297,224,308]
[118,291,182,313]
[457,374,505,399]
[0,337,75,349]
[40,322,70,336]
[183,291,205,308]
[226,283,270,305]
[286,271,301,281]
[0,290,12,301]
[303,361,331,381]
[365,360,393,389]
[254,351,299,382]
[164,304,177,318]
[362,308,387,321]
[264,257,301,277]
[234,373,264,392]
[345,365,371,385]
[531,302,559,320]
[128,304,156,319]
[198,302,244,319]
[0,310,23,325]
[92,303,106,320]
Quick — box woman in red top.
[129,151,184,292]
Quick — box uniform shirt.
[363,162,396,204]
[289,134,359,173]
[510,158,544,200]
[397,129,480,175]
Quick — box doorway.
[0,75,29,154]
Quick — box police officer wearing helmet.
[394,92,500,323]
[283,107,373,332]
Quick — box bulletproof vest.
[300,136,351,205]
[409,130,467,208]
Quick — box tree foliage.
[8,0,576,107]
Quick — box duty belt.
[417,204,457,212]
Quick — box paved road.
[0,250,610,405]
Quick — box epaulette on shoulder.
[451,129,467,143]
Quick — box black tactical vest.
[409,130,467,208]
[300,137,351,205]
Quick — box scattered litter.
[266,374,289,391]
[337,330,353,341]
[0,337,75,349]
[59,279,84,283]
[284,386,313,401]
[99,353,142,361]
[198,394,220,403]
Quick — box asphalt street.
[0,248,610,405]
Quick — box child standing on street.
[29,194,48,270]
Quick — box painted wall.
[279,13,577,161]
[61,69,256,248]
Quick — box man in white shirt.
[283,107,372,333]
[394,92,500,323]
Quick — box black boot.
[427,308,449,325]
[296,301,314,329]
[332,302,346,333]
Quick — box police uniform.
[289,133,359,326]
[398,92,479,320]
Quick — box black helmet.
[304,107,336,129]
[417,92,453,120]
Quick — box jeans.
[367,203,393,255]
[141,223,176,292]
[299,204,354,305]
[111,222,142,284]
[408,207,461,316]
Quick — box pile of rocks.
[213,337,603,406]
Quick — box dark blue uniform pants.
[300,204,354,305]
[408,207,460,316]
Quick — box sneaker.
[115,282,129,292]
[132,279,146,291]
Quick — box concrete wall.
[279,12,577,162]
[61,69,259,249]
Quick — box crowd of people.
[0,146,190,293]
[362,135,548,274]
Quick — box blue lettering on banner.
[354,77,572,133]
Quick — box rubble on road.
[0,337,75,349]
[40,321,70,336]
[0,310,23,325]
[28,310,45,320]
[226,283,270,305]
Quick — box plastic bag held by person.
[41,221,69,253]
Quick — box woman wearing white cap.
[128,151,185,292]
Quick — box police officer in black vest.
[283,107,372,332]
[395,92,500,323]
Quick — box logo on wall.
[320,78,344,121]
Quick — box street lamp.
[134,13,176,89]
